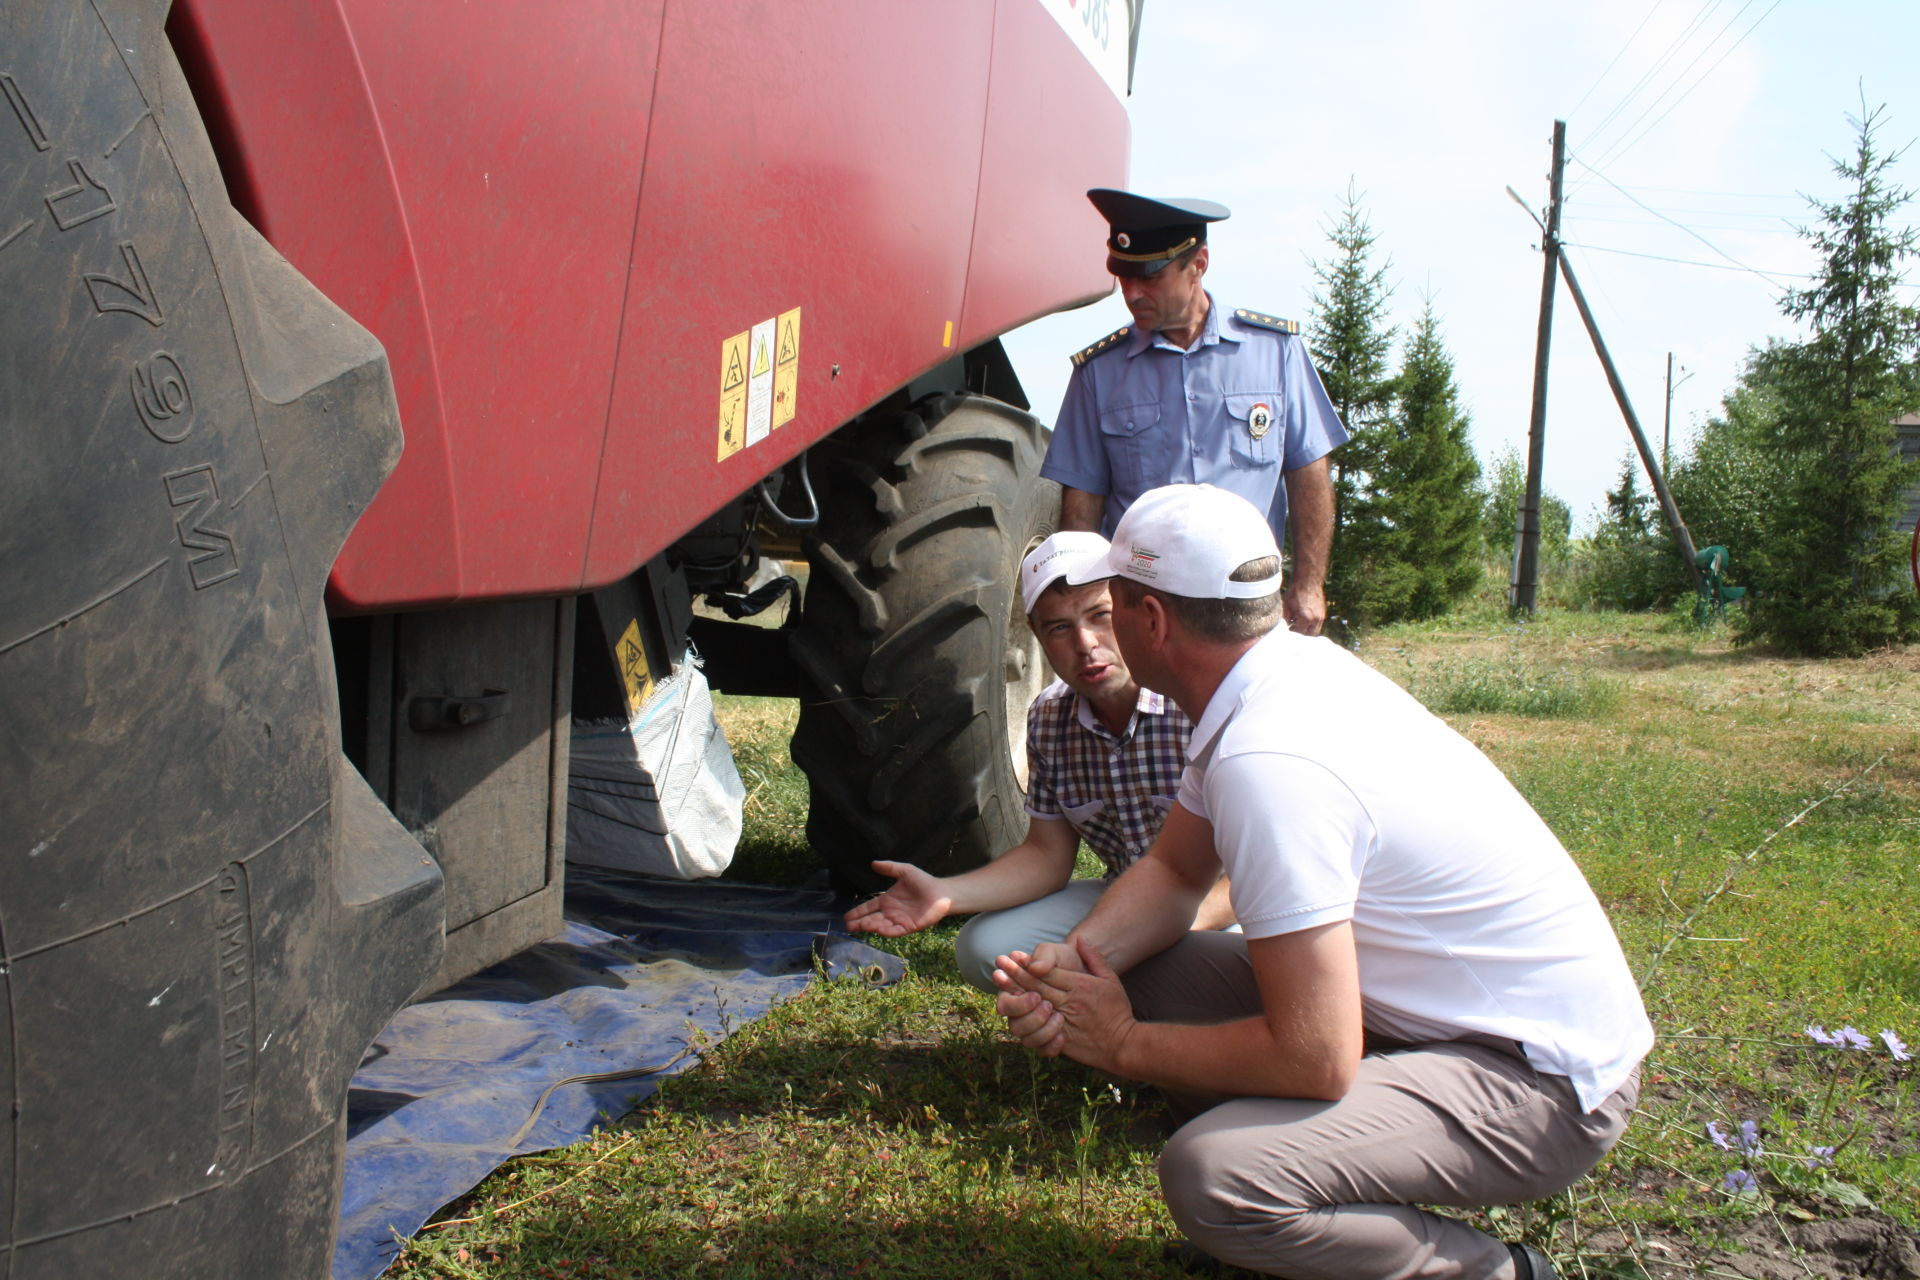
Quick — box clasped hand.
[992,936,1135,1071]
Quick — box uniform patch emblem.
[1248,402,1273,439]
[1116,232,1132,248]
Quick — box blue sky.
[1002,1,1920,532]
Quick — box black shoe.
[1510,1242,1561,1280]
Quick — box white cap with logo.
[1020,531,1114,614]
[1105,484,1283,599]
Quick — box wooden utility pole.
[1558,252,1704,593]
[1512,121,1565,614]
[1663,352,1675,473]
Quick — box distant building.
[1899,414,1920,533]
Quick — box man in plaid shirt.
[844,532,1236,990]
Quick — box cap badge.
[1126,545,1160,579]
[1115,231,1132,249]
[1248,402,1273,440]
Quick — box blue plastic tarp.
[334,868,901,1280]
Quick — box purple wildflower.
[1806,1024,1841,1046]
[1838,1026,1872,1051]
[1805,1146,1837,1169]
[1706,1121,1732,1150]
[1738,1120,1763,1156]
[1723,1169,1756,1194]
[1881,1030,1911,1062]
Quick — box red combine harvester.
[1,0,1134,1273]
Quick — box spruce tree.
[1354,301,1484,622]
[1742,103,1920,655]
[1579,454,1683,611]
[1307,182,1397,621]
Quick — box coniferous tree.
[1577,454,1684,611]
[1350,301,1483,622]
[1307,182,1396,621]
[1742,103,1920,655]
[1602,456,1652,540]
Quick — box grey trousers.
[953,879,1109,992]
[1125,932,1640,1280]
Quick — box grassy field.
[391,604,1919,1279]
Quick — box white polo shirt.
[1177,629,1653,1112]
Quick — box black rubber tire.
[0,4,442,1276]
[791,392,1058,890]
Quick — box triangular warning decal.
[723,346,746,392]
[778,320,797,363]
[752,336,771,377]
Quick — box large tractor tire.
[1,3,443,1276]
[791,393,1058,890]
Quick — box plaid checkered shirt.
[1024,680,1193,878]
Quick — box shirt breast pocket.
[1061,798,1106,831]
[1224,392,1282,470]
[1097,400,1165,496]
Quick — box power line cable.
[1577,198,1802,218]
[1566,0,1667,121]
[1594,0,1784,171]
[1565,240,1920,289]
[1588,0,1760,170]
[1572,214,1800,234]
[1569,151,1799,289]
[1579,0,1726,159]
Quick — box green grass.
[391,609,1920,1279]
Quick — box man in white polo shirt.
[994,485,1652,1280]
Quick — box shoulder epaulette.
[1071,326,1132,366]
[1233,309,1299,335]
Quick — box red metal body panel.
[172,0,1126,608]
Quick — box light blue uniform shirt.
[1040,295,1349,543]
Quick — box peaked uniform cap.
[1086,188,1230,277]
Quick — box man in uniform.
[994,485,1652,1280]
[843,532,1233,991]
[1040,189,1348,635]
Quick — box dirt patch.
[1590,1210,1920,1278]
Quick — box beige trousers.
[1124,932,1639,1280]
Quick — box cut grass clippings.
[391,609,1920,1280]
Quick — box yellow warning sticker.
[746,317,775,446]
[773,307,801,430]
[717,329,749,460]
[617,617,653,716]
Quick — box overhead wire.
[1590,0,1785,172]
[1585,0,1757,170]
[1567,151,1798,289]
[1577,0,1727,165]
[1564,0,1666,121]
[1569,212,1800,235]
[1563,241,1920,289]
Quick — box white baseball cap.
[1105,484,1283,599]
[1020,531,1113,614]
